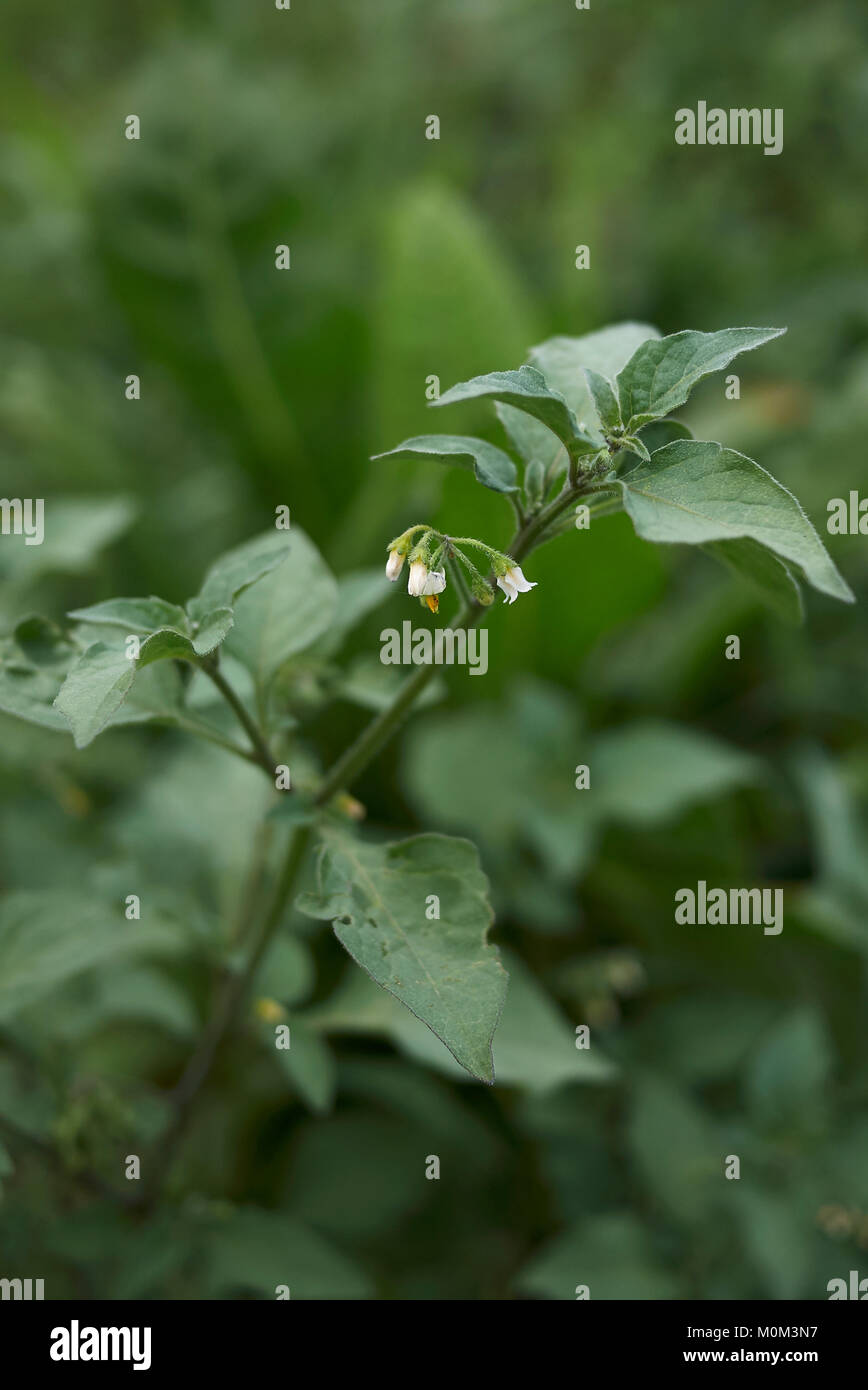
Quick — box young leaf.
[372,434,518,494]
[619,440,853,603]
[296,832,508,1084]
[187,531,291,622]
[497,323,658,480]
[431,366,588,452]
[68,596,190,635]
[583,367,623,434]
[619,435,651,463]
[53,641,136,748]
[616,326,786,429]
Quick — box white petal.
[385,550,404,581]
[506,565,536,593]
[423,568,446,594]
[408,561,429,596]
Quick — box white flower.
[496,564,537,604]
[408,561,446,597]
[385,548,405,581]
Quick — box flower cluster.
[385,525,536,613]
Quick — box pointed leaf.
[187,531,291,622]
[372,434,518,494]
[617,326,786,428]
[431,366,587,451]
[583,367,622,434]
[296,832,507,1084]
[619,440,853,603]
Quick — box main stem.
[147,473,590,1199]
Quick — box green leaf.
[204,1206,371,1300]
[627,1074,722,1224]
[0,891,179,1023]
[472,950,614,1090]
[296,832,507,1084]
[187,530,291,622]
[583,367,622,433]
[616,326,786,428]
[636,418,693,451]
[68,596,190,634]
[0,659,70,732]
[371,433,518,494]
[13,616,75,668]
[592,720,759,825]
[53,641,136,747]
[136,610,234,667]
[705,538,804,624]
[0,497,135,582]
[497,323,658,482]
[315,569,392,657]
[226,529,338,696]
[336,653,445,713]
[431,366,587,452]
[517,1213,681,1301]
[746,1008,833,1131]
[619,434,651,463]
[269,1016,337,1115]
[619,440,854,603]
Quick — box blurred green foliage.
[1,0,867,1299]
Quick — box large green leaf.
[620,440,853,603]
[226,529,337,695]
[616,327,785,428]
[371,434,518,494]
[431,366,587,451]
[297,832,507,1084]
[187,530,291,622]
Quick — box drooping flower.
[408,561,446,597]
[496,563,537,604]
[385,547,405,581]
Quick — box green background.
[1,0,867,1299]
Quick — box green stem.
[202,664,277,779]
[140,823,312,1205]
